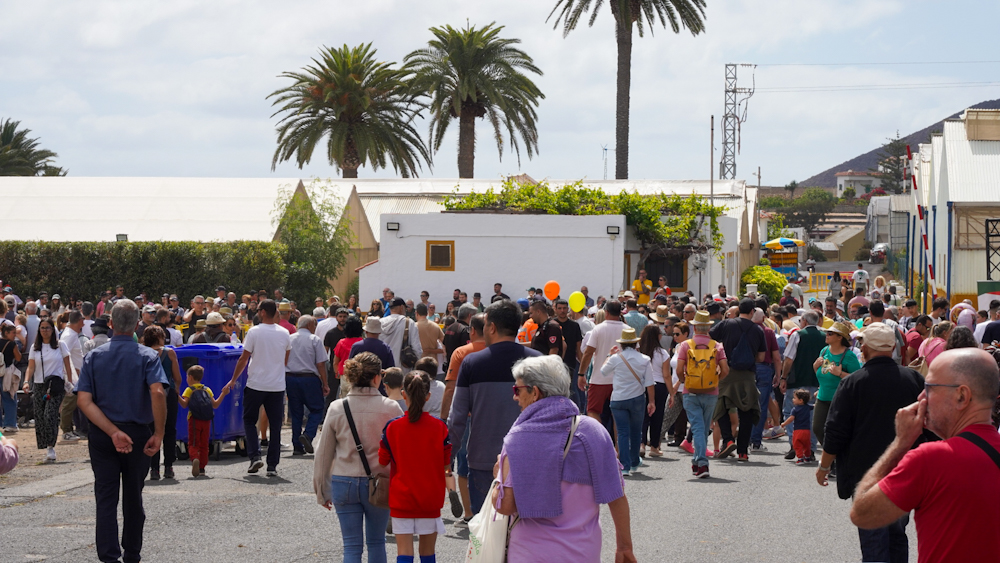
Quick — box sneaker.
[696,465,710,479]
[795,457,807,465]
[679,440,694,454]
[621,469,630,477]
[706,449,714,458]
[633,458,645,469]
[639,445,646,458]
[260,438,269,447]
[72,430,87,439]
[648,447,663,457]
[691,464,698,476]
[448,490,463,518]
[805,455,817,463]
[299,434,314,454]
[292,449,306,456]
[266,468,277,477]
[279,443,293,452]
[717,441,737,459]
[2,426,16,434]
[784,448,796,460]
[737,454,749,462]
[164,466,174,479]
[763,427,786,440]
[149,468,160,481]
[192,458,201,477]
[46,447,56,462]
[750,443,767,452]
[248,459,264,474]
[63,432,80,442]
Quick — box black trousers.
[150,388,178,471]
[718,408,754,455]
[242,387,285,470]
[89,423,152,563]
[642,383,669,448]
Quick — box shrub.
[855,240,874,261]
[807,244,827,262]
[739,265,788,303]
[758,196,788,209]
[0,241,287,305]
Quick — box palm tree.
[548,0,706,179]
[0,118,65,176]
[268,44,430,178]
[405,23,544,178]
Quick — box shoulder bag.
[616,351,646,386]
[342,398,390,509]
[0,341,20,399]
[399,319,417,369]
[959,432,1000,472]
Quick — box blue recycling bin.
[170,344,248,459]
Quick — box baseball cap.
[862,322,896,351]
[142,305,156,313]
[216,286,226,292]
[390,297,406,308]
[52,294,61,300]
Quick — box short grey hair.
[25,302,37,314]
[512,355,571,399]
[111,299,140,335]
[802,311,821,326]
[297,315,316,331]
[457,304,478,322]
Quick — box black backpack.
[188,388,214,421]
[729,321,756,371]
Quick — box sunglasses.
[672,332,683,336]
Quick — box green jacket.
[790,326,825,388]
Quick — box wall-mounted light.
[386,222,400,231]
[116,234,128,242]
[606,226,620,235]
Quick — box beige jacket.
[313,386,404,506]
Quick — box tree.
[765,213,793,241]
[842,186,856,202]
[0,118,65,176]
[783,187,836,230]
[548,0,707,179]
[271,179,354,305]
[444,177,724,281]
[406,23,544,179]
[268,44,430,178]
[784,180,798,199]
[870,131,907,194]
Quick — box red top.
[879,424,1000,563]
[378,412,452,519]
[278,319,297,334]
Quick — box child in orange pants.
[178,366,231,477]
[780,389,814,465]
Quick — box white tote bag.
[465,480,516,563]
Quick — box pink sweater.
[0,441,19,474]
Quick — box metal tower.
[721,64,755,180]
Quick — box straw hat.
[195,319,207,329]
[691,310,713,325]
[616,327,640,344]
[649,305,671,324]
[278,302,292,312]
[205,312,226,326]
[824,321,853,341]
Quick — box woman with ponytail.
[378,370,451,563]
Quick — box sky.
[3,0,1000,185]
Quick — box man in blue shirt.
[77,299,168,563]
[349,317,395,369]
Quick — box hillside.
[801,98,1000,187]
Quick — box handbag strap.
[563,416,580,460]
[342,399,373,478]
[958,431,1000,473]
[616,352,645,386]
[402,318,410,349]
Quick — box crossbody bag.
[342,398,390,509]
[959,432,1000,472]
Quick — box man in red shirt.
[903,314,931,365]
[850,348,1000,563]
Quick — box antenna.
[721,63,756,179]
[602,145,615,180]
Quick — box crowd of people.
[3,268,1000,562]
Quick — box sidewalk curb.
[0,468,94,506]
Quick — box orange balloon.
[543,280,560,301]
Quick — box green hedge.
[739,265,789,304]
[0,241,288,305]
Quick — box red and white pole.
[907,145,936,300]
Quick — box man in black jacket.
[817,322,925,563]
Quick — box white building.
[835,170,881,197]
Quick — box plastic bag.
[465,480,516,563]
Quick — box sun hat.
[363,317,383,334]
[205,312,226,326]
[623,291,635,299]
[691,310,713,325]
[219,307,233,315]
[195,319,207,329]
[649,305,671,324]
[824,321,853,341]
[861,322,896,351]
[616,327,640,344]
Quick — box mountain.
[801,98,1000,188]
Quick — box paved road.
[2,429,918,562]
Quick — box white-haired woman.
[493,355,635,563]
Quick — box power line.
[757,80,1000,93]
[758,60,1000,67]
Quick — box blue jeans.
[285,375,324,447]
[330,475,390,563]
[454,420,470,478]
[783,385,818,452]
[751,364,774,445]
[683,393,718,468]
[468,468,494,515]
[610,394,646,471]
[0,377,16,427]
[858,513,909,562]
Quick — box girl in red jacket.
[378,370,452,563]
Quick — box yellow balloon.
[568,291,586,312]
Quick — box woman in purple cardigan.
[493,355,637,563]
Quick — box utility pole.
[710,115,714,208]
[721,63,755,180]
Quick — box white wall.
[684,216,740,299]
[359,213,627,307]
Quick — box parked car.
[870,243,890,264]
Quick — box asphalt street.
[1,429,917,562]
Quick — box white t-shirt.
[575,316,595,337]
[582,320,626,385]
[425,379,446,419]
[167,327,184,347]
[28,341,70,382]
[60,327,84,372]
[650,347,668,384]
[853,269,870,286]
[314,316,338,347]
[82,319,95,339]
[243,323,291,392]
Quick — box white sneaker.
[46,447,57,462]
